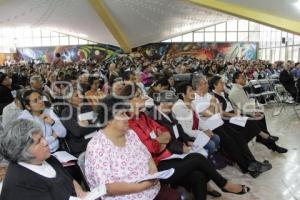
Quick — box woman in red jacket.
[121,84,250,200]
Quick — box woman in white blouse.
[18,89,66,153]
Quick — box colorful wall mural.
[17,44,124,63]
[16,42,257,64]
[133,42,258,60]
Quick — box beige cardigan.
[228,84,257,116]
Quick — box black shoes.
[207,190,222,197]
[248,160,272,178]
[272,145,288,153]
[267,136,279,142]
[222,185,250,195]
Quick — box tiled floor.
[208,105,300,200]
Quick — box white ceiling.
[0,0,298,50]
[219,0,300,21]
[103,0,235,47]
[0,0,119,46]
[0,0,235,49]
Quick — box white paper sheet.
[78,111,97,121]
[192,132,210,150]
[137,168,175,183]
[84,131,97,140]
[82,185,107,200]
[69,185,107,200]
[229,116,248,127]
[161,154,188,161]
[203,113,224,131]
[52,151,77,163]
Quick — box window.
[280,48,286,61]
[162,39,171,43]
[205,26,215,32]
[194,32,204,42]
[216,23,226,31]
[79,39,88,45]
[182,33,193,42]
[249,32,260,42]
[69,36,79,45]
[41,29,51,37]
[227,20,237,31]
[227,32,237,41]
[249,22,260,31]
[60,36,69,45]
[32,38,42,47]
[51,32,59,37]
[274,48,280,61]
[171,36,182,42]
[205,32,215,42]
[42,37,51,46]
[238,20,248,31]
[293,46,299,62]
[51,37,59,46]
[32,28,41,37]
[216,32,226,42]
[238,32,248,41]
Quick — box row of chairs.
[247,78,300,118]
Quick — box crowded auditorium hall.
[0,0,300,199]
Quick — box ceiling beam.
[88,0,131,52]
[188,0,300,35]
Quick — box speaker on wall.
[282,37,286,44]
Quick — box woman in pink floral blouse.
[85,96,179,200]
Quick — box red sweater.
[128,112,172,164]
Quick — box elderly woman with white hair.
[0,119,87,200]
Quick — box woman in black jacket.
[0,73,14,115]
[0,119,88,200]
[61,89,98,157]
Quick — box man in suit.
[279,62,298,102]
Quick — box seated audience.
[279,63,298,102]
[61,89,98,156]
[85,76,104,107]
[229,71,288,153]
[0,73,14,115]
[145,89,250,199]
[0,119,87,200]
[18,90,66,153]
[85,96,180,200]
[172,81,220,156]
[192,74,272,177]
[2,89,25,127]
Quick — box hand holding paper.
[137,168,175,183]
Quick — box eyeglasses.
[30,96,43,104]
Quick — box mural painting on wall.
[133,43,257,60]
[17,44,124,63]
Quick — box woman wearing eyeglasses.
[18,89,67,153]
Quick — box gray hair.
[192,74,207,90]
[30,75,42,84]
[0,119,42,163]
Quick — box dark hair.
[120,83,141,99]
[95,95,130,128]
[55,53,61,58]
[122,71,135,81]
[88,76,99,86]
[175,81,191,100]
[0,72,7,84]
[232,71,243,84]
[209,75,222,91]
[21,89,43,109]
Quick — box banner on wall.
[17,44,124,63]
[133,42,258,61]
